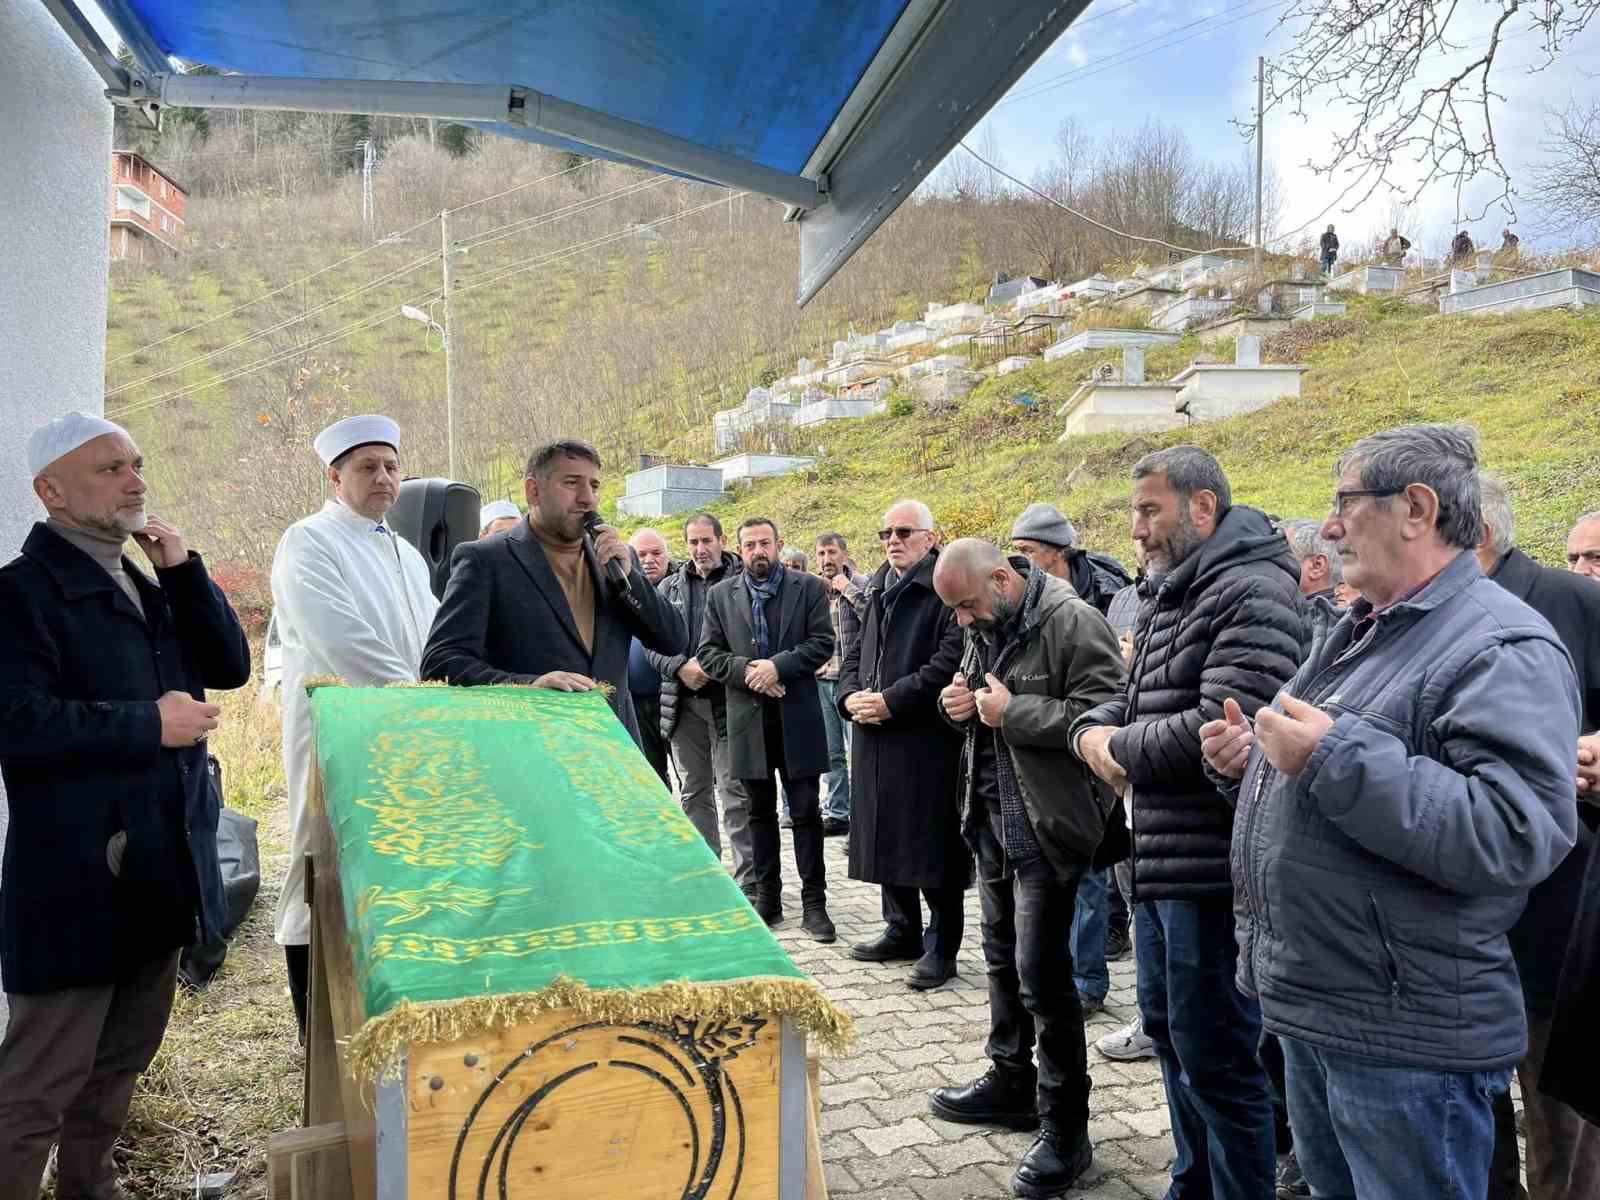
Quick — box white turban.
[478,499,520,532]
[27,412,129,476]
[313,414,401,467]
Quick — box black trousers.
[976,821,1089,1134]
[1261,1030,1293,1155]
[742,707,827,910]
[632,693,671,786]
[882,884,965,965]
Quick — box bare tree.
[1267,1,1599,217]
[1529,98,1600,242]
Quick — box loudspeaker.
[388,477,481,598]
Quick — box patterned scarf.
[743,561,787,658]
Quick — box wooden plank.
[804,1072,827,1200]
[304,854,343,1128]
[406,1011,785,1198]
[309,807,378,1200]
[267,1123,348,1200]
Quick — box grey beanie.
[1009,502,1078,549]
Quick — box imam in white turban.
[27,412,130,477]
[478,499,520,532]
[313,414,401,467]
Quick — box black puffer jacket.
[1071,505,1307,900]
[646,550,742,739]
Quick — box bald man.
[928,538,1123,1196]
[627,528,675,783]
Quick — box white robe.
[269,499,438,945]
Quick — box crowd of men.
[1,410,1598,1200]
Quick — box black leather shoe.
[849,930,923,962]
[1105,925,1132,961]
[929,1066,1039,1132]
[1011,1130,1093,1198]
[821,817,850,837]
[801,906,836,943]
[753,890,783,926]
[906,952,956,990]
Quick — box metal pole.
[1254,55,1264,275]
[440,210,457,479]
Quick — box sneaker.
[1105,925,1132,961]
[1275,1150,1310,1198]
[1095,1014,1157,1061]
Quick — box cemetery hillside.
[108,136,1598,603]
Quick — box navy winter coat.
[1232,549,1579,1071]
[0,524,250,993]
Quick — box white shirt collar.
[323,497,391,534]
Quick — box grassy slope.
[609,295,1600,570]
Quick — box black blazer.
[697,568,833,780]
[420,519,685,745]
[0,524,250,993]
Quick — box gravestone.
[797,357,814,375]
[1450,269,1475,295]
[1236,335,1262,367]
[1123,346,1146,385]
[1290,263,1306,281]
[1256,290,1273,314]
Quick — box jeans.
[1282,1036,1510,1200]
[1071,868,1109,1004]
[817,678,850,821]
[1136,898,1275,1199]
[977,822,1089,1134]
[882,884,965,965]
[670,696,753,887]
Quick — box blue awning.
[56,0,1090,301]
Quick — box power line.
[457,175,674,253]
[444,158,596,215]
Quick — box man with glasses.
[1202,425,1579,1200]
[1071,445,1304,1200]
[839,502,968,989]
[1567,511,1600,581]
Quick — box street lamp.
[399,301,456,479]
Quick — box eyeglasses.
[1329,488,1402,518]
[877,526,930,542]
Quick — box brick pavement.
[765,830,1176,1200]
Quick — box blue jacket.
[0,524,250,992]
[1232,549,1579,1071]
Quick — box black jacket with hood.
[1071,504,1308,900]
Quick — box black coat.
[0,525,250,993]
[838,551,968,889]
[697,567,833,781]
[646,550,742,740]
[1072,505,1308,900]
[420,519,685,745]
[1490,548,1600,1118]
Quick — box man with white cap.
[478,499,521,539]
[0,412,250,1200]
[269,414,438,1039]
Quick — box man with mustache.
[0,413,250,1200]
[698,517,836,940]
[270,415,439,1041]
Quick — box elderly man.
[647,514,754,890]
[0,413,250,1200]
[699,517,835,940]
[1071,445,1305,1200]
[1202,427,1579,1200]
[1568,511,1600,580]
[1283,517,1345,643]
[929,539,1124,1197]
[839,501,967,989]
[1009,503,1130,1017]
[271,415,440,1037]
[478,499,521,538]
[422,440,684,742]
[1476,475,1600,1200]
[626,528,675,784]
[814,532,866,835]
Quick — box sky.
[963,0,1598,257]
[81,0,1595,257]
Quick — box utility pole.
[1254,55,1265,275]
[439,209,457,479]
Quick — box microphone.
[581,510,631,598]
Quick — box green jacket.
[943,563,1125,878]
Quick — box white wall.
[0,2,114,1011]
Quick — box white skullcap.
[28,411,130,477]
[313,414,401,467]
[478,499,520,532]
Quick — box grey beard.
[1149,513,1203,571]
